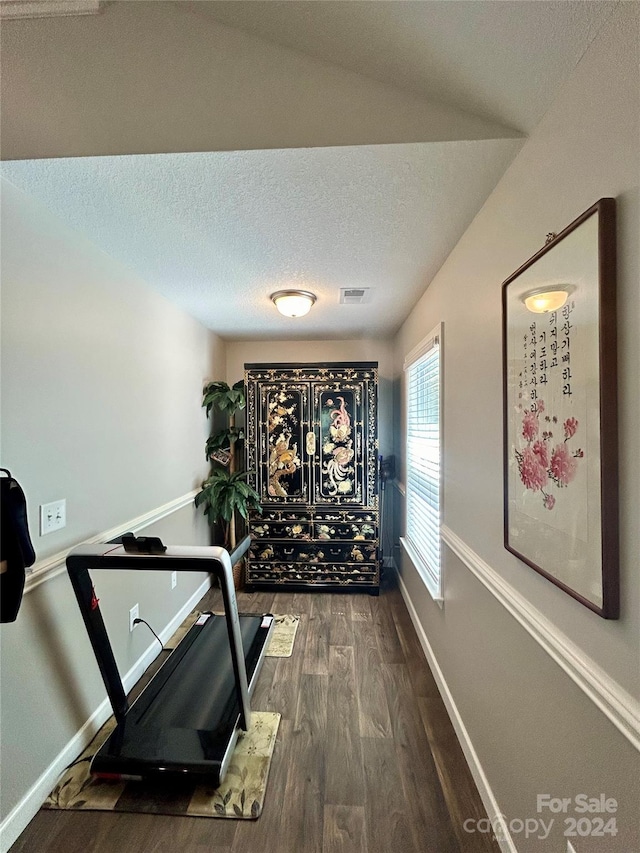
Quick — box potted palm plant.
[195,380,261,586]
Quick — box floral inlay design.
[514,399,583,510]
[322,396,355,496]
[267,392,302,498]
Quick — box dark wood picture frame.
[502,198,618,618]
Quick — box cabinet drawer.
[255,509,312,523]
[314,509,376,522]
[315,542,378,563]
[247,562,379,586]
[249,542,323,563]
[250,520,312,540]
[314,521,377,541]
[249,541,377,564]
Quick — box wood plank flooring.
[10,576,501,853]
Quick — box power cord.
[133,618,164,651]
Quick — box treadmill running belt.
[91,614,268,782]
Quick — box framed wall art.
[502,198,618,618]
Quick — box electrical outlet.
[171,571,177,590]
[39,499,66,535]
[129,603,139,632]
[567,841,577,853]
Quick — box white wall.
[394,6,639,852]
[0,180,223,845]
[1,180,223,555]
[0,1,517,162]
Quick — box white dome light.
[522,285,574,314]
[271,290,317,318]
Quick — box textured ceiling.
[0,0,616,340]
[1,140,522,339]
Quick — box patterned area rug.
[43,612,296,818]
[167,613,300,657]
[44,712,280,819]
[264,614,299,657]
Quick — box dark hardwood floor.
[11,575,501,853]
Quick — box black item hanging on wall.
[1,469,36,622]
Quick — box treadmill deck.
[91,612,273,786]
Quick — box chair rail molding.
[25,489,200,593]
[441,524,640,753]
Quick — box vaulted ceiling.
[0,1,616,339]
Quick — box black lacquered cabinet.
[244,362,379,593]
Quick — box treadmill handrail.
[66,536,253,730]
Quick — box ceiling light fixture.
[522,285,574,314]
[271,290,317,318]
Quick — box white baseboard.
[0,574,212,853]
[395,568,518,853]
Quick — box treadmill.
[67,534,273,787]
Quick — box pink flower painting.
[532,440,548,468]
[543,494,556,510]
[522,410,539,442]
[519,447,548,491]
[514,400,582,510]
[563,417,578,439]
[550,443,578,486]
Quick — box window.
[401,324,443,601]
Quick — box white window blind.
[403,325,442,600]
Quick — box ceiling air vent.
[339,288,371,305]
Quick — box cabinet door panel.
[259,384,309,503]
[315,385,364,504]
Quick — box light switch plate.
[40,499,66,535]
